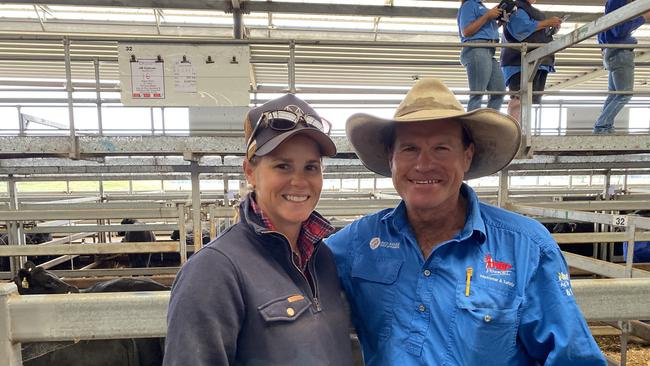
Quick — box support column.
[7,177,24,273]
[63,37,79,159]
[178,204,187,264]
[0,283,22,366]
[191,161,202,253]
[93,58,103,135]
[288,40,296,94]
[497,169,509,208]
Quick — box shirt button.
[418,304,426,312]
[484,314,492,323]
[423,270,431,277]
[286,307,295,317]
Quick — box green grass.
[11,180,165,193]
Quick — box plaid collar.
[249,193,334,270]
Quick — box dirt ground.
[596,335,650,366]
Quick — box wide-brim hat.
[346,78,521,180]
[244,94,336,159]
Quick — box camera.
[496,0,517,26]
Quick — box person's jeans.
[460,44,505,112]
[594,48,635,133]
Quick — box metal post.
[191,161,202,253]
[150,107,155,135]
[98,180,107,244]
[209,204,217,240]
[93,58,103,135]
[600,171,612,261]
[223,176,229,206]
[7,177,25,273]
[0,283,22,366]
[63,37,78,159]
[288,40,296,94]
[16,106,24,136]
[497,169,509,208]
[161,107,166,135]
[520,44,533,153]
[233,8,243,39]
[178,204,187,263]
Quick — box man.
[500,0,562,121]
[593,1,650,134]
[326,78,607,365]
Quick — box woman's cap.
[244,94,337,160]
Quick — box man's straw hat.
[346,78,521,180]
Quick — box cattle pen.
[1,0,650,364]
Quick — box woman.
[501,0,562,121]
[457,0,505,111]
[163,94,354,366]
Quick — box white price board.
[119,43,250,107]
[130,59,165,99]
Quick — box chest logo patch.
[484,254,513,275]
[369,237,381,250]
[558,272,573,296]
[368,237,400,250]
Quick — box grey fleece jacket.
[163,195,354,366]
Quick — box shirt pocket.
[350,256,403,341]
[448,283,522,366]
[257,294,312,323]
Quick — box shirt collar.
[248,192,334,244]
[381,183,486,244]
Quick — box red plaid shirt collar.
[250,194,334,270]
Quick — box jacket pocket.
[258,294,311,323]
[350,256,403,341]
[446,283,522,366]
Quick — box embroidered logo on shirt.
[557,272,573,296]
[369,237,381,250]
[369,237,400,250]
[484,254,513,275]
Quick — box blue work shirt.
[502,8,554,86]
[457,0,500,42]
[624,241,650,262]
[598,0,645,45]
[326,184,606,366]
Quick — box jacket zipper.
[264,230,321,311]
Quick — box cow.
[170,228,211,246]
[0,231,54,272]
[119,218,157,268]
[14,261,167,366]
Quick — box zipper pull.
[465,267,473,297]
[313,297,322,311]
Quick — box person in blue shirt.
[594,1,650,134]
[457,0,506,111]
[500,0,562,122]
[327,78,607,366]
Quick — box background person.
[164,95,354,366]
[457,0,506,111]
[593,1,650,134]
[326,78,607,365]
[501,0,562,121]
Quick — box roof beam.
[526,0,650,64]
[6,0,600,21]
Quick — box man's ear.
[464,143,475,173]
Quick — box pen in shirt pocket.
[465,267,473,297]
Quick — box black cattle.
[544,221,601,257]
[170,228,211,245]
[119,218,157,268]
[0,231,54,272]
[14,262,167,366]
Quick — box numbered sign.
[612,215,628,227]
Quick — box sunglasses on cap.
[246,109,332,152]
